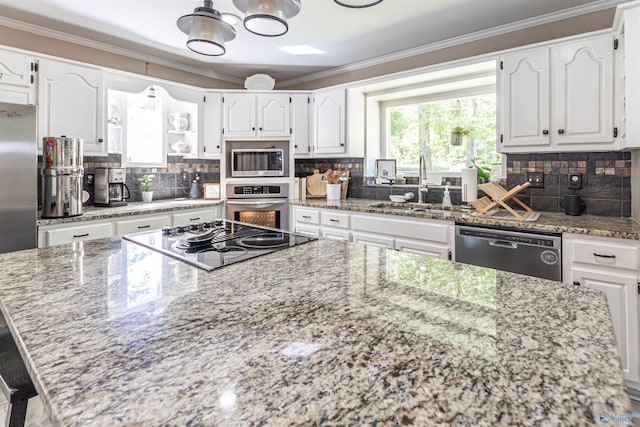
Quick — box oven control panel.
[227,183,289,198]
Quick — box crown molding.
[278,0,625,88]
[0,16,244,85]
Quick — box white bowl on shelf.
[171,141,190,153]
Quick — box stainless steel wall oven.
[226,183,290,230]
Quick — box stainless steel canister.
[41,137,84,218]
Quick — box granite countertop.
[292,198,640,240]
[0,237,629,425]
[37,199,224,226]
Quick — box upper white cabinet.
[291,93,312,156]
[0,48,36,105]
[223,92,291,138]
[202,91,222,156]
[38,58,106,155]
[313,88,346,155]
[615,2,640,149]
[499,34,616,153]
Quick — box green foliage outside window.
[388,94,500,172]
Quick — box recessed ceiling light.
[221,13,241,26]
[280,45,325,55]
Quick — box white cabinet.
[202,91,222,156]
[38,58,106,155]
[291,93,312,156]
[313,89,346,155]
[114,215,170,235]
[41,222,112,247]
[563,233,640,386]
[292,206,454,260]
[616,2,640,149]
[0,48,36,104]
[499,34,616,152]
[172,208,216,225]
[223,92,291,138]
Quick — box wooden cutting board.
[306,169,350,198]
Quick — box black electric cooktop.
[122,219,315,271]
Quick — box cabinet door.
[552,35,614,146]
[572,268,640,383]
[203,91,222,156]
[38,58,105,154]
[0,49,35,104]
[321,228,350,241]
[292,94,311,156]
[295,223,320,238]
[499,48,550,151]
[351,231,394,249]
[223,93,255,137]
[257,93,290,137]
[313,89,346,154]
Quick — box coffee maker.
[94,167,130,207]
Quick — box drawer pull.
[137,225,151,229]
[593,253,616,259]
[329,219,340,222]
[302,215,311,219]
[73,233,89,238]
[190,217,200,221]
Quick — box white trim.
[0,16,244,85]
[278,0,626,88]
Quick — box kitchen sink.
[367,202,461,214]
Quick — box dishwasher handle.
[488,240,518,249]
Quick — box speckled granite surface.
[292,198,640,240]
[0,237,630,426]
[37,199,224,226]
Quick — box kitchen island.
[0,236,630,426]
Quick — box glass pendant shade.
[177,0,236,56]
[334,0,384,7]
[233,0,301,37]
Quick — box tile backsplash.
[37,154,220,207]
[505,152,631,217]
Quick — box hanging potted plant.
[140,174,154,203]
[451,126,470,146]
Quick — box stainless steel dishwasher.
[454,224,562,281]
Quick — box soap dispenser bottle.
[442,185,452,207]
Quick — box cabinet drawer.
[114,215,170,236]
[572,239,639,271]
[172,209,215,225]
[294,208,320,224]
[321,211,349,229]
[295,224,320,238]
[352,214,450,244]
[45,223,112,246]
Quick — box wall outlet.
[568,173,582,190]
[86,173,94,186]
[525,171,544,188]
[181,171,189,183]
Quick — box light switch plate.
[525,171,544,188]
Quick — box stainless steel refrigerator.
[0,102,37,253]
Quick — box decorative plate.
[244,74,276,90]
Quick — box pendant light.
[177,0,237,56]
[334,0,383,7]
[232,0,301,37]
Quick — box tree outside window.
[387,94,499,174]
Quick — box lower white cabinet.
[114,215,170,236]
[41,222,112,247]
[563,233,640,386]
[292,206,453,260]
[172,208,216,225]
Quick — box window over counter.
[360,59,503,181]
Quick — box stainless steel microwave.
[231,148,285,177]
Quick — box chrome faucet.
[418,154,429,203]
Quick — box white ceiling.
[0,0,628,86]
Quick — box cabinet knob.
[542,129,549,135]
[294,145,298,148]
[252,127,255,131]
[558,129,565,135]
[340,143,345,146]
[259,127,263,131]
[572,281,580,286]
[216,145,220,149]
[98,138,104,142]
